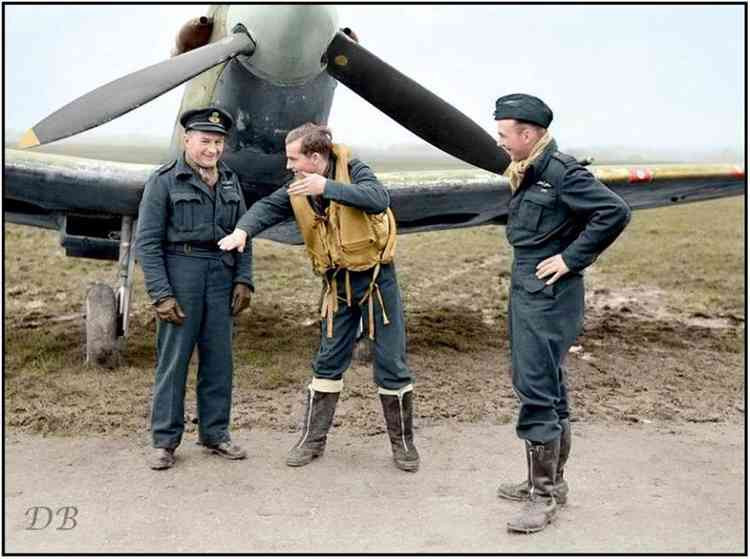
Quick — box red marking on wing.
[732,166,745,179]
[628,168,654,183]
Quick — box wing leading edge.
[4,149,744,247]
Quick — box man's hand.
[231,283,252,316]
[536,254,570,285]
[218,228,248,253]
[286,172,326,197]
[154,296,186,325]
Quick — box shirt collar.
[175,154,234,182]
[175,155,195,179]
[525,138,558,182]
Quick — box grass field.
[3,190,745,437]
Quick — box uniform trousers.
[508,258,584,443]
[151,252,234,448]
[313,263,413,390]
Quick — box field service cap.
[494,94,553,128]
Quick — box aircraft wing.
[4,149,153,219]
[2,149,299,245]
[4,149,745,249]
[382,163,746,236]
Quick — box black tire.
[85,283,120,368]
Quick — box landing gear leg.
[115,216,137,353]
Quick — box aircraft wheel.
[85,282,121,369]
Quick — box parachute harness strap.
[358,263,390,340]
[320,268,355,339]
[321,265,391,340]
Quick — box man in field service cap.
[494,93,631,533]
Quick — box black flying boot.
[379,384,420,472]
[497,441,531,501]
[507,437,560,534]
[286,378,341,467]
[499,420,570,505]
[555,418,571,505]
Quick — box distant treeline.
[4,133,742,169]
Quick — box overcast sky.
[4,4,744,155]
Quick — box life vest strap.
[320,270,340,338]
[320,264,391,340]
[345,269,352,307]
[357,263,390,340]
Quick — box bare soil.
[4,209,745,437]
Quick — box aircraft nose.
[226,6,339,86]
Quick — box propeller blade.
[18,32,256,149]
[326,32,509,174]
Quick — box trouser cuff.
[152,438,180,450]
[199,433,230,446]
[311,377,344,393]
[378,383,413,396]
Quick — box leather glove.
[231,283,252,316]
[154,297,186,325]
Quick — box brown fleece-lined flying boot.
[379,384,420,472]
[507,437,560,534]
[286,378,341,467]
[498,419,571,505]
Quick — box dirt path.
[4,420,744,554]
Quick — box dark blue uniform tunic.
[506,140,631,443]
[136,156,253,449]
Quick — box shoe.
[204,441,247,460]
[148,448,176,470]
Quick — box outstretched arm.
[219,184,293,252]
[232,178,254,289]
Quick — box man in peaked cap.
[135,106,253,469]
[180,107,234,135]
[493,94,631,533]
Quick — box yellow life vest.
[288,144,397,339]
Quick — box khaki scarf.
[504,132,553,192]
